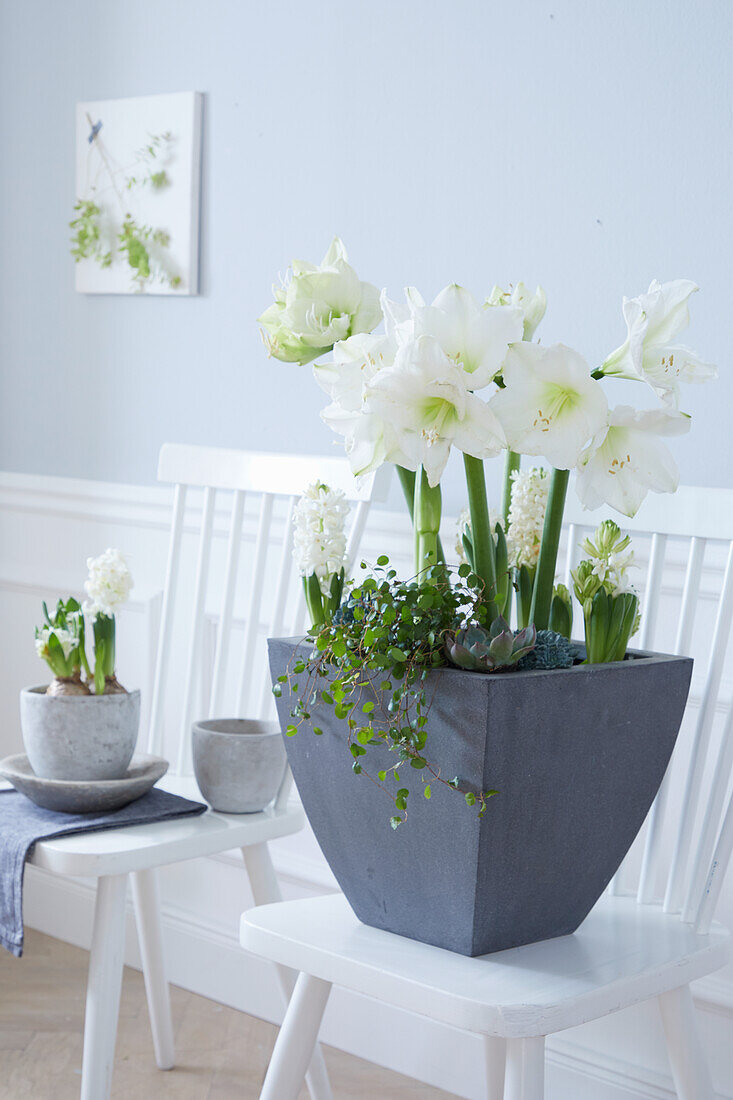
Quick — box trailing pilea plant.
[275,558,503,828]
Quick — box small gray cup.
[191,719,286,813]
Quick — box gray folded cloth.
[0,788,206,957]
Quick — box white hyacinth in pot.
[22,549,139,782]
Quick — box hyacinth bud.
[572,559,601,607]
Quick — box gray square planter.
[269,638,692,956]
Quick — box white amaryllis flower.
[258,238,381,365]
[575,405,691,517]
[316,333,415,477]
[490,342,608,469]
[601,279,717,402]
[506,467,549,568]
[313,332,394,411]
[84,549,134,617]
[486,282,547,341]
[365,335,506,487]
[292,483,350,596]
[405,283,523,389]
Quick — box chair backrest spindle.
[148,444,385,789]
[664,542,733,913]
[177,486,216,774]
[208,490,246,718]
[146,483,187,756]
[236,493,274,716]
[638,533,667,651]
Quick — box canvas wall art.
[72,91,202,295]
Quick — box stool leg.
[659,985,714,1100]
[503,1036,545,1100]
[131,868,175,1070]
[261,972,333,1100]
[80,874,128,1100]
[242,843,332,1100]
[484,1036,506,1099]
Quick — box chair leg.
[658,985,714,1100]
[261,972,333,1100]
[504,1036,545,1100]
[242,843,333,1100]
[80,873,128,1100]
[484,1035,506,1099]
[131,868,175,1070]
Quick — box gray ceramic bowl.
[192,719,286,813]
[20,686,140,781]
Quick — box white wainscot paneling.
[2,471,732,1100]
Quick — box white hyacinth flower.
[506,467,549,568]
[35,625,77,659]
[292,483,350,596]
[84,548,134,617]
[578,521,638,599]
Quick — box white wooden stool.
[240,892,729,1099]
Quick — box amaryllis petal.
[490,342,608,469]
[411,283,522,389]
[575,405,690,517]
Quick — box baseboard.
[21,864,733,1100]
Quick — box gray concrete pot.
[269,638,692,956]
[20,686,140,781]
[192,719,287,813]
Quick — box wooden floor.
[0,928,457,1099]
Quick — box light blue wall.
[0,0,730,512]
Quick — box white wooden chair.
[240,485,733,1100]
[22,442,385,1100]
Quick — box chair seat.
[240,892,731,1039]
[29,774,304,877]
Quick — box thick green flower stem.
[92,613,116,695]
[303,574,325,632]
[396,465,416,522]
[396,464,444,566]
[414,468,442,582]
[529,467,570,630]
[501,450,521,527]
[463,454,499,619]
